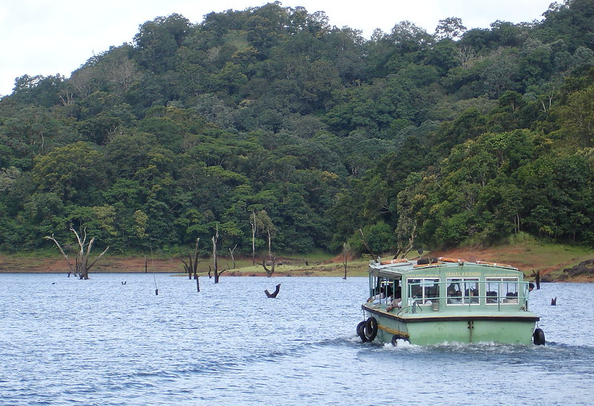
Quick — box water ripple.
[0,275,592,405]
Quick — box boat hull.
[363,305,538,346]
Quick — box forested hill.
[1,1,594,256]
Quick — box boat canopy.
[369,257,521,280]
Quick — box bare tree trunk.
[180,238,200,281]
[229,244,237,269]
[260,255,276,277]
[394,222,417,259]
[266,230,276,276]
[343,242,350,280]
[399,223,417,259]
[44,227,109,279]
[358,229,379,263]
[250,211,257,266]
[44,234,77,276]
[212,234,218,283]
[182,254,193,279]
[212,225,225,283]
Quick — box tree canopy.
[1,0,594,255]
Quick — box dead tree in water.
[180,238,201,292]
[343,243,351,279]
[45,226,109,279]
[259,255,277,277]
[228,244,237,269]
[265,283,281,298]
[211,224,226,283]
[250,211,257,266]
[180,238,200,280]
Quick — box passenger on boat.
[367,287,386,304]
[386,298,402,311]
[524,283,535,309]
[447,284,462,304]
[503,292,518,303]
[486,291,498,303]
[464,288,479,303]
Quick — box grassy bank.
[1,237,593,280]
[431,236,594,282]
[0,251,369,277]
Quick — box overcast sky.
[0,0,555,96]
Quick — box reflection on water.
[0,274,592,405]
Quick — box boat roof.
[369,257,522,279]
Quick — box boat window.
[486,277,519,304]
[408,278,439,305]
[446,278,479,305]
[368,277,400,305]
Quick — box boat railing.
[385,280,533,314]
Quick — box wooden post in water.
[343,242,350,280]
[212,225,219,283]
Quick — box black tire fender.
[391,334,410,346]
[365,317,378,341]
[533,328,546,345]
[357,321,368,342]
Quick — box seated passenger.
[386,298,402,311]
[447,286,462,304]
[503,292,518,303]
[367,287,386,304]
[465,288,479,303]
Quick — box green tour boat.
[357,257,545,346]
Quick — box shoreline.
[2,247,593,281]
[0,254,368,277]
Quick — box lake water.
[0,273,592,405]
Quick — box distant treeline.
[1,0,593,255]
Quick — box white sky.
[0,0,555,96]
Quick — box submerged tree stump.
[265,283,281,298]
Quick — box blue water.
[0,273,592,405]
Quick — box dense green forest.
[1,0,594,256]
